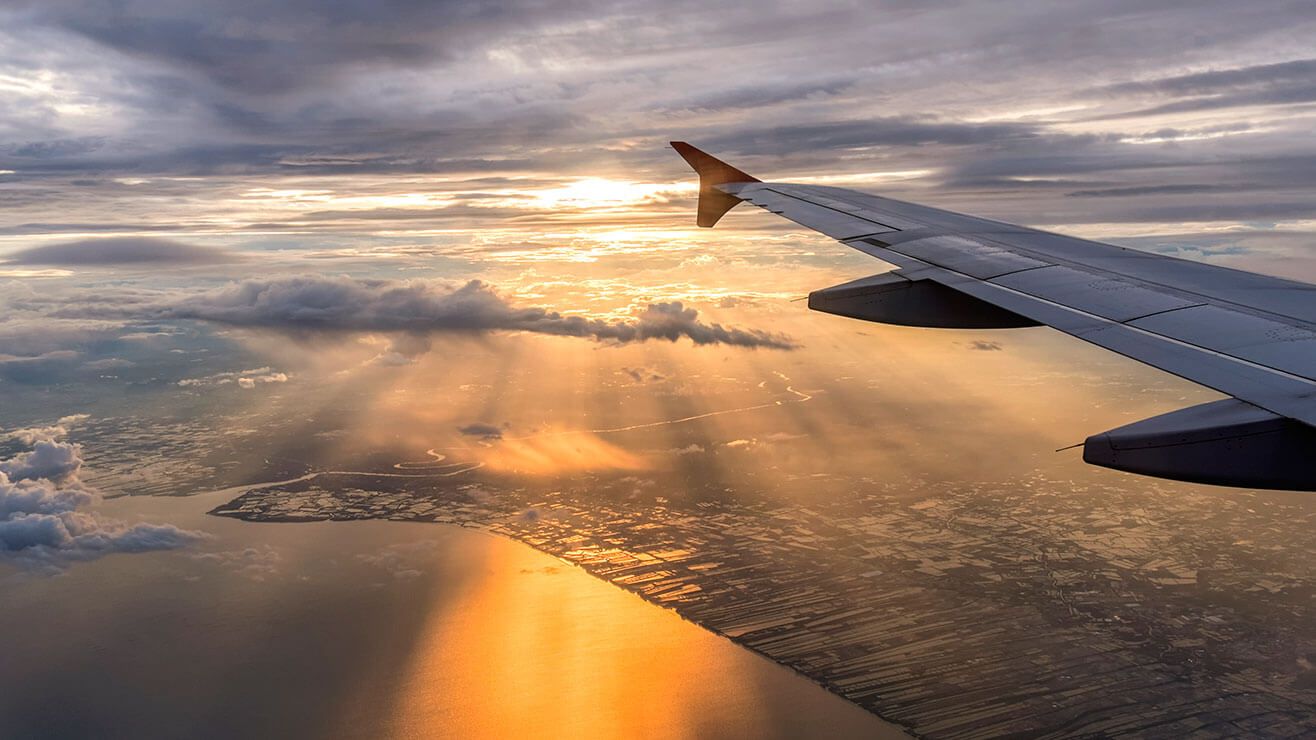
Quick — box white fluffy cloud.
[178,366,290,389]
[0,420,204,567]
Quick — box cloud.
[370,351,415,367]
[0,439,83,483]
[5,237,237,266]
[660,78,857,113]
[103,276,797,350]
[762,432,806,443]
[23,0,604,95]
[1065,184,1243,198]
[699,117,1045,156]
[458,422,504,440]
[177,366,289,389]
[622,366,666,383]
[370,333,433,366]
[0,422,204,568]
[237,373,286,389]
[0,0,1311,304]
[0,349,82,383]
[191,545,281,580]
[0,350,78,365]
[1091,57,1316,117]
[1,414,89,446]
[0,0,1308,269]
[357,541,436,580]
[84,357,135,370]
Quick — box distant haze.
[8,238,236,266]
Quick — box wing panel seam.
[1118,303,1209,325]
[968,274,1316,388]
[761,187,901,232]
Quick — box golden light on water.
[382,533,794,740]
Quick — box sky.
[1,0,1315,567]
[0,0,1313,252]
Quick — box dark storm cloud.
[7,237,237,266]
[75,276,798,349]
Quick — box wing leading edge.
[670,141,1316,491]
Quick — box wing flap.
[885,234,1050,279]
[935,264,1316,426]
[1131,304,1311,348]
[1131,306,1316,378]
[990,265,1205,323]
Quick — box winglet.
[670,141,760,228]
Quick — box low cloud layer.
[128,276,798,350]
[0,420,204,567]
[178,366,289,389]
[6,237,236,266]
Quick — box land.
[211,463,1316,739]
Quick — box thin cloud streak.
[6,237,238,266]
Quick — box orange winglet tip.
[670,142,759,227]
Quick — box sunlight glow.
[530,178,693,209]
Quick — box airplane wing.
[671,141,1316,491]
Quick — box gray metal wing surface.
[671,141,1316,491]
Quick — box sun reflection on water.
[383,532,836,740]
